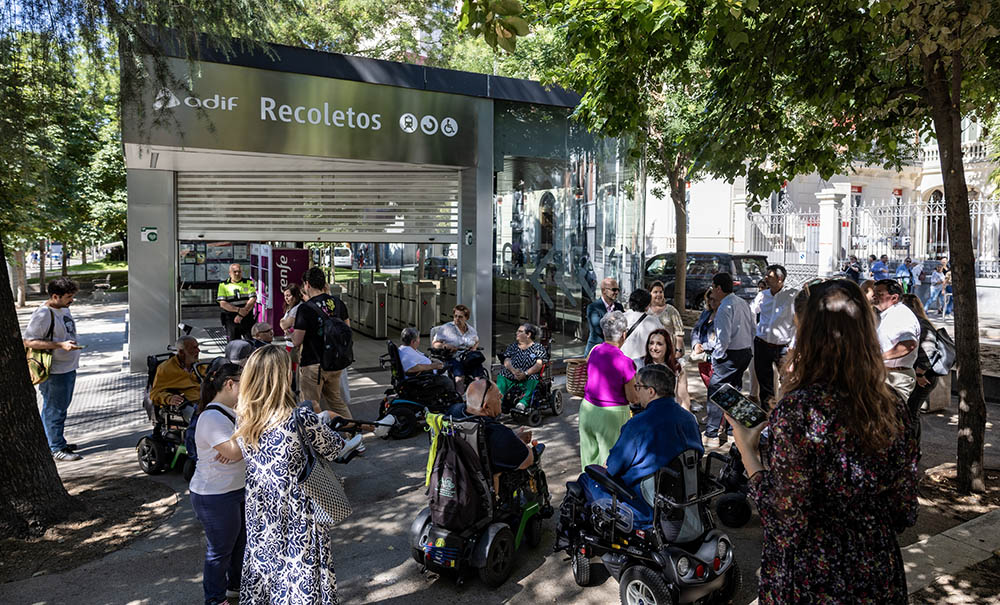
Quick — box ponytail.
[199,361,242,413]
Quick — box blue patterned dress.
[748,384,920,604]
[239,408,345,604]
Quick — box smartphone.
[709,383,768,428]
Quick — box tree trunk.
[0,239,76,538]
[38,240,46,291]
[81,246,86,265]
[61,246,68,277]
[375,245,381,273]
[14,249,27,308]
[670,167,689,310]
[923,52,986,493]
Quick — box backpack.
[428,429,488,531]
[928,327,957,377]
[184,404,236,470]
[309,296,354,372]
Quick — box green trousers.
[497,374,539,409]
[578,399,631,471]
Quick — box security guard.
[217,263,257,341]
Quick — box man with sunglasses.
[585,277,625,354]
[577,366,703,524]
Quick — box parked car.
[643,252,769,308]
[423,256,457,279]
[333,246,352,268]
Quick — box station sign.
[124,57,479,167]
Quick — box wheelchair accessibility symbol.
[441,117,458,137]
[399,113,418,133]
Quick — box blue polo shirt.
[605,397,704,492]
[870,260,889,280]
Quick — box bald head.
[465,379,500,417]
[600,277,620,304]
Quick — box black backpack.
[184,404,236,479]
[928,327,957,377]
[309,297,354,372]
[428,430,489,531]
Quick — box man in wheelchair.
[398,327,460,396]
[410,378,551,587]
[557,365,740,602]
[149,336,202,414]
[577,365,702,525]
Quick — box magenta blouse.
[584,343,637,407]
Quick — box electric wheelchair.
[409,413,553,587]
[496,335,563,427]
[555,449,741,605]
[377,340,464,439]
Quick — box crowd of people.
[580,265,926,603]
[24,258,940,604]
[843,253,954,317]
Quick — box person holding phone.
[22,278,85,461]
[727,279,919,604]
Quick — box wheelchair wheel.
[182,457,196,482]
[549,389,563,415]
[620,565,674,605]
[572,551,591,586]
[136,436,167,475]
[708,562,742,605]
[478,526,515,588]
[525,515,543,548]
[716,492,753,528]
[526,409,542,427]
[389,407,419,440]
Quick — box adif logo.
[153,88,180,111]
[153,88,239,111]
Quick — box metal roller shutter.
[176,171,460,243]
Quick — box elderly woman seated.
[497,322,548,412]
[578,365,703,524]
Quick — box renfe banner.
[124,57,479,167]
[270,248,309,336]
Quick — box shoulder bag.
[293,407,352,526]
[25,308,56,385]
[624,313,648,341]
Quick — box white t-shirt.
[23,304,81,374]
[877,303,920,369]
[283,302,301,321]
[189,403,246,495]
[435,322,479,349]
[910,263,924,286]
[399,345,432,373]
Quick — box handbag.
[25,308,56,385]
[293,407,352,526]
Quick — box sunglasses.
[604,287,620,293]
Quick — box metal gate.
[176,171,461,243]
[746,202,820,283]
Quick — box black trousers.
[706,348,753,436]
[221,311,252,342]
[753,337,789,407]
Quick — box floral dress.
[748,384,920,604]
[239,408,346,605]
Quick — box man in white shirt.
[397,327,457,394]
[753,265,798,407]
[706,273,756,440]
[22,278,84,461]
[925,263,945,313]
[874,279,920,400]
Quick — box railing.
[920,141,991,164]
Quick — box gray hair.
[401,327,419,346]
[175,335,198,350]
[600,310,628,343]
[251,322,272,337]
[637,365,677,398]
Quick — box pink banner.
[271,248,310,334]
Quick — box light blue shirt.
[713,293,755,360]
[398,345,432,373]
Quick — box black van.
[643,252,769,308]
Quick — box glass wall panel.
[492,101,645,362]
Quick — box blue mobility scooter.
[409,413,553,587]
[555,450,741,604]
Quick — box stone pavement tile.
[940,508,1000,554]
[47,372,148,436]
[904,533,993,595]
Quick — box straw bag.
[294,407,352,527]
[565,358,588,398]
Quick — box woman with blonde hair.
[729,279,919,604]
[235,345,345,605]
